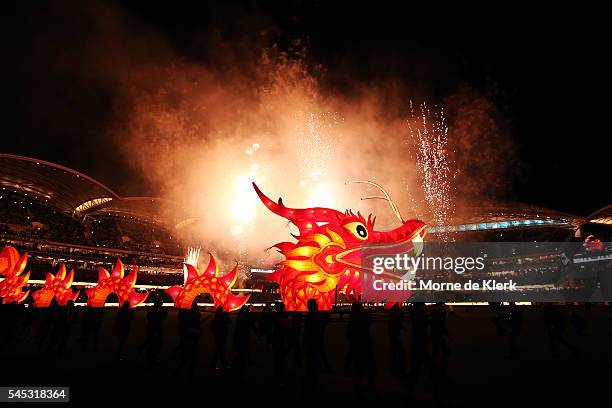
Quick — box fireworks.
[407,102,456,232]
[184,246,201,284]
[294,111,343,208]
[184,246,201,266]
[229,142,266,236]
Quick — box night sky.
[3,1,609,215]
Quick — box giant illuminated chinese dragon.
[253,181,427,311]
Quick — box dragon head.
[253,182,427,310]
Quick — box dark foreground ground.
[1,305,611,407]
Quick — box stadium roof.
[429,201,584,234]
[0,154,119,215]
[86,196,190,227]
[584,204,612,226]
[452,202,581,224]
[0,154,191,226]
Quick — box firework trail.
[407,102,456,235]
[184,246,201,283]
[294,111,343,207]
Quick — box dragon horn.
[111,258,124,278]
[253,182,295,219]
[64,269,75,288]
[220,262,239,288]
[15,253,28,276]
[224,293,250,312]
[252,182,343,222]
[44,272,54,285]
[165,286,182,302]
[128,291,148,307]
[97,267,110,282]
[56,263,67,280]
[184,264,200,282]
[124,266,139,288]
[17,290,30,304]
[203,254,218,278]
[0,246,20,274]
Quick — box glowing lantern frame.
[166,254,249,311]
[32,264,80,307]
[0,246,31,304]
[86,259,148,307]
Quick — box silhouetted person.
[489,302,505,335]
[233,305,255,381]
[54,300,78,354]
[302,299,328,396]
[1,302,21,349]
[431,303,451,380]
[174,307,190,357]
[256,303,274,347]
[288,311,303,366]
[176,302,202,378]
[79,306,96,351]
[570,308,586,337]
[141,296,167,366]
[388,304,406,376]
[114,301,134,360]
[48,299,68,352]
[271,302,290,386]
[20,300,38,342]
[92,307,106,350]
[543,303,576,357]
[0,303,5,343]
[337,304,346,321]
[347,302,376,396]
[507,302,523,359]
[210,305,230,370]
[38,301,56,349]
[408,303,438,400]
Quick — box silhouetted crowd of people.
[0,298,596,402]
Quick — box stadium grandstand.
[0,154,192,289]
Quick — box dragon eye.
[344,222,368,240]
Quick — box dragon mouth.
[335,225,427,274]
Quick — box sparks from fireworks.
[407,102,456,232]
[184,246,201,284]
[229,142,264,234]
[224,141,267,265]
[185,246,201,266]
[294,111,343,208]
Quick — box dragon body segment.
[165,254,250,311]
[32,264,80,307]
[0,246,30,304]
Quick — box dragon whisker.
[360,195,403,222]
[346,180,405,224]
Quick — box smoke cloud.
[16,1,514,266]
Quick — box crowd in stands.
[87,216,183,256]
[0,191,183,256]
[0,191,88,245]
